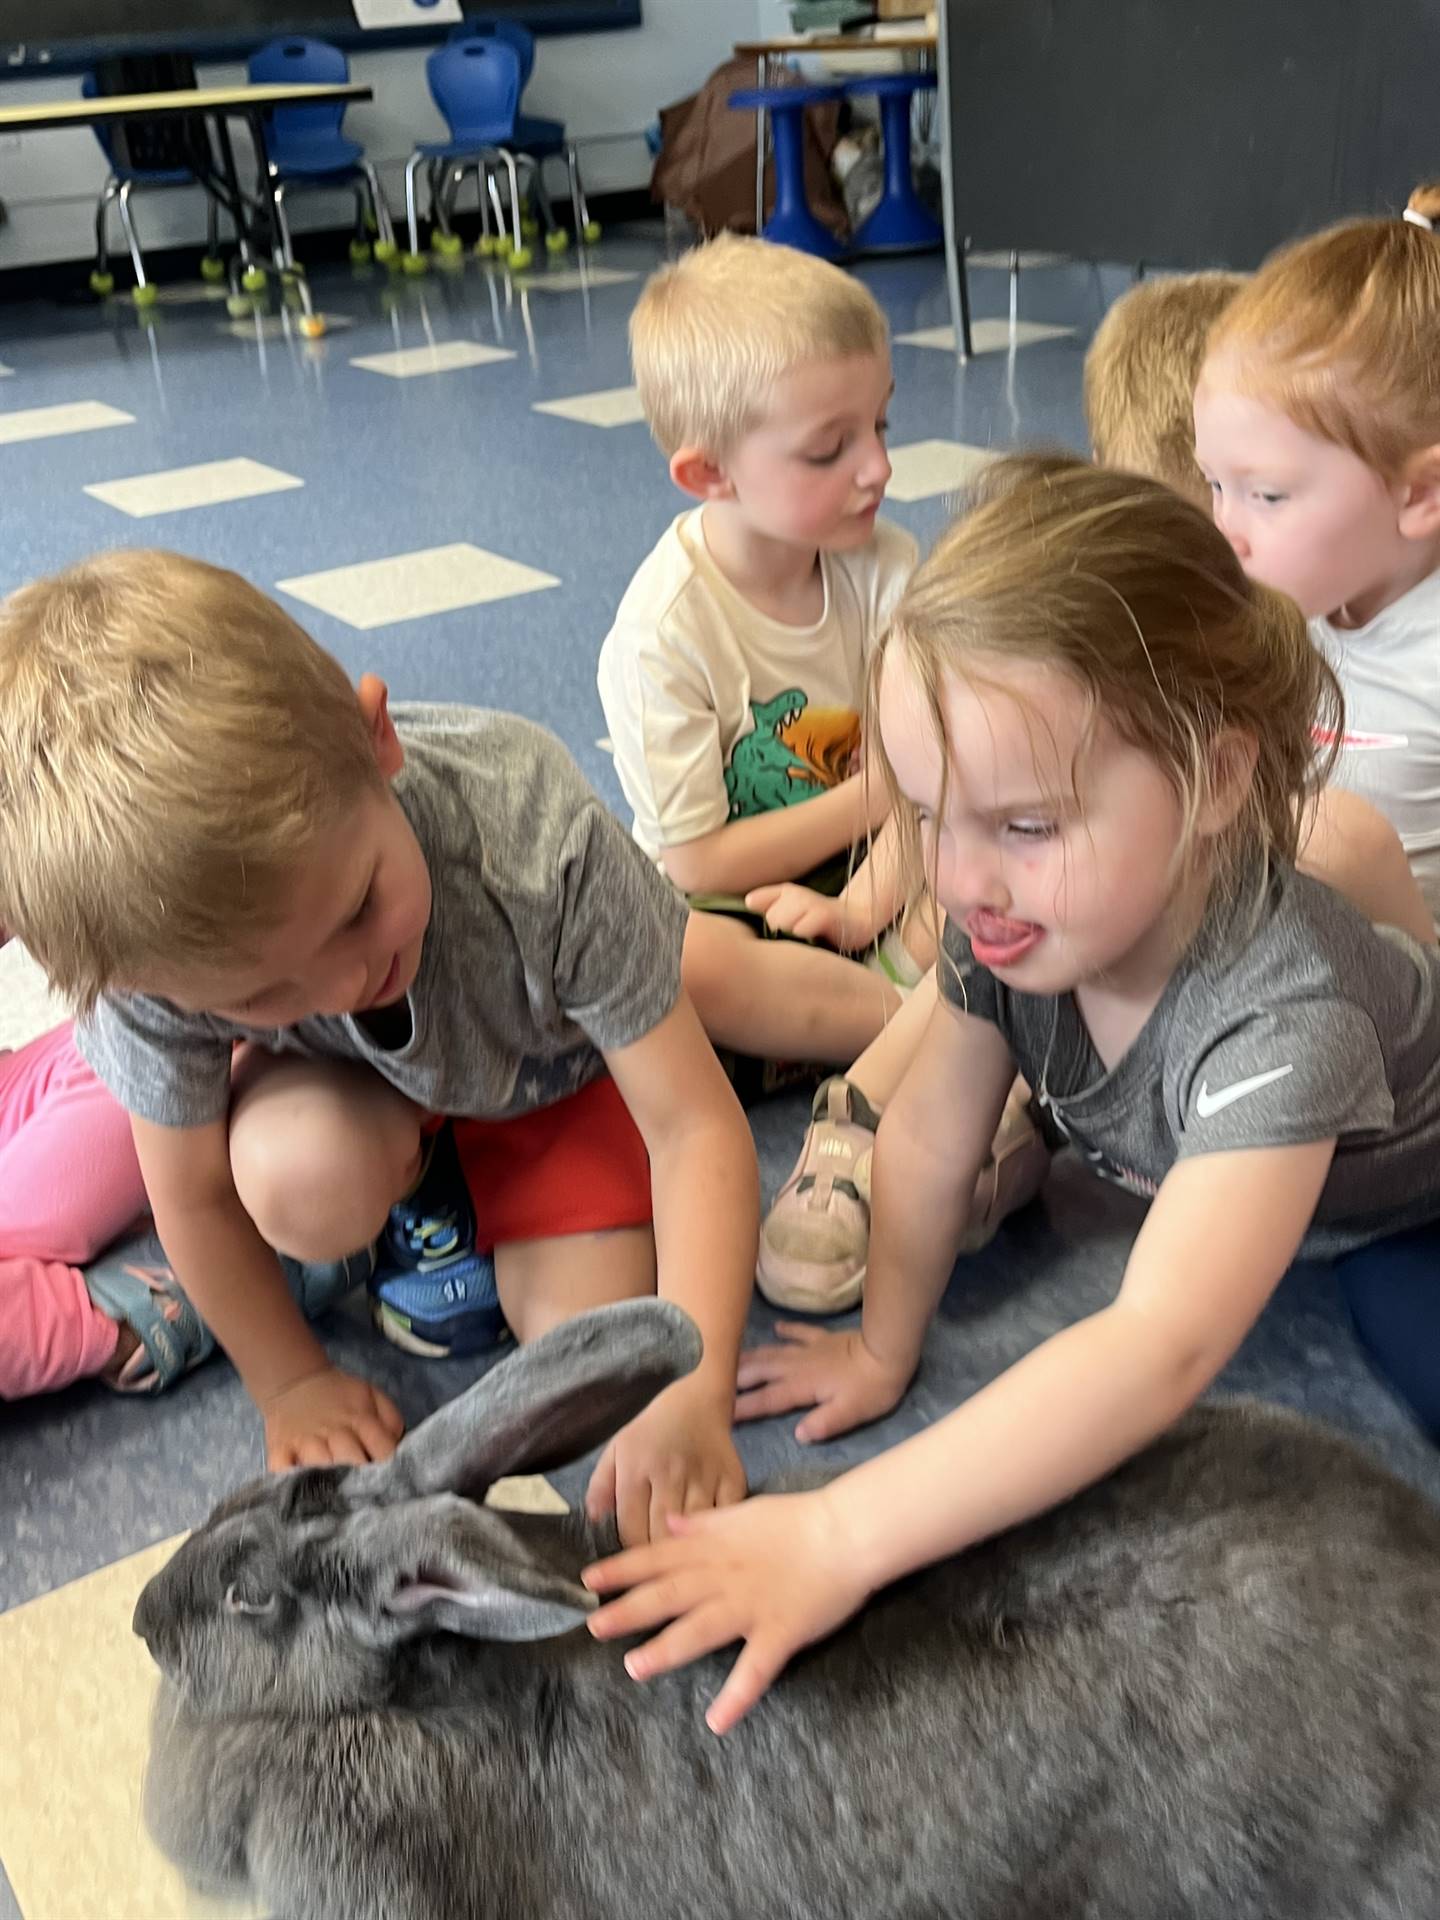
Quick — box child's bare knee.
[232,1116,397,1261]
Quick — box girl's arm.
[584,1136,1334,1732]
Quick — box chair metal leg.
[270,179,297,272]
[93,177,120,278]
[404,151,426,256]
[1009,248,1020,334]
[529,154,560,237]
[485,163,508,243]
[565,143,594,238]
[205,190,219,258]
[361,159,396,251]
[114,180,148,292]
[430,159,455,239]
[498,149,524,255]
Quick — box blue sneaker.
[369,1124,508,1358]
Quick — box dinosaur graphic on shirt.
[724,690,863,818]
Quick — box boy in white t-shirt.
[598,235,926,1078]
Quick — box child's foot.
[758,1076,880,1314]
[86,1228,374,1394]
[959,1082,1052,1254]
[369,1124,509,1358]
[757,1078,1052,1315]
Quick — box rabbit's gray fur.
[136,1299,1440,1920]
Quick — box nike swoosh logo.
[1195,1064,1294,1119]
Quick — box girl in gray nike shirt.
[585,453,1440,1732]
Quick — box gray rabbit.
[135,1298,1440,1920]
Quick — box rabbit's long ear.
[342,1497,595,1645]
[360,1299,703,1506]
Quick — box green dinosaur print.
[724,689,824,819]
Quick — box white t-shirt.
[597,508,918,857]
[1313,566,1440,921]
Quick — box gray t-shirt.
[940,865,1440,1257]
[79,706,689,1130]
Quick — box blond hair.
[873,453,1342,934]
[629,232,889,458]
[1204,183,1440,478]
[1084,271,1248,507]
[0,550,383,1011]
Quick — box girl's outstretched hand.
[582,1486,871,1734]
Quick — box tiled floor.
[0,229,1434,1920]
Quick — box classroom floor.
[1,230,1436,1920]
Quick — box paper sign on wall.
[353,0,462,28]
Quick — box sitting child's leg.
[683,910,902,1065]
[758,970,1050,1313]
[0,1255,120,1399]
[0,1023,144,1398]
[0,1023,146,1264]
[1334,1222,1440,1440]
[496,1227,656,1344]
[372,1073,659,1356]
[228,1052,425,1263]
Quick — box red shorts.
[446,1073,652,1253]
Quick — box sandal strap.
[84,1230,214,1394]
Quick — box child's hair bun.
[1404,182,1440,230]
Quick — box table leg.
[754,52,766,236]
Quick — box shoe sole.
[755,1258,866,1317]
[370,1298,510,1359]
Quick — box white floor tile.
[349,339,515,379]
[886,438,996,503]
[895,320,1076,354]
[0,400,133,446]
[517,266,639,293]
[84,456,304,519]
[276,542,559,632]
[533,385,645,429]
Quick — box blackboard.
[943,0,1440,270]
[1,0,639,73]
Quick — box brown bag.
[651,56,848,240]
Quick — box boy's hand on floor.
[586,1376,747,1549]
[583,1484,869,1734]
[262,1364,405,1469]
[744,883,871,951]
[735,1323,910,1444]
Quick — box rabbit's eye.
[225,1580,277,1618]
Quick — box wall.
[0,0,757,269]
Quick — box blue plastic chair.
[247,38,397,267]
[403,38,528,269]
[841,71,942,253]
[447,17,598,250]
[81,70,222,302]
[729,82,846,260]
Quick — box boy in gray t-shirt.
[0,552,755,1544]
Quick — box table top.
[734,31,937,56]
[0,82,371,134]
